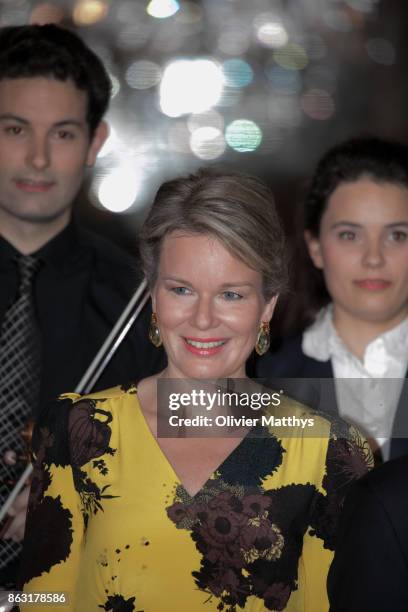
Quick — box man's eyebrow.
[53,119,85,128]
[0,114,85,128]
[0,114,29,124]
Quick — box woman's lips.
[353,279,392,290]
[14,179,55,193]
[183,337,227,357]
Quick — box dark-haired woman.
[257,137,408,461]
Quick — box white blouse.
[302,305,408,459]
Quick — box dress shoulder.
[60,382,137,403]
[264,392,367,444]
[32,383,138,464]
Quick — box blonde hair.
[139,168,288,300]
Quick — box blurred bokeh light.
[147,0,179,19]
[160,59,224,117]
[97,166,142,213]
[125,60,162,90]
[3,0,405,221]
[254,13,288,49]
[73,0,108,26]
[29,3,64,24]
[190,127,226,160]
[222,59,253,89]
[225,120,263,153]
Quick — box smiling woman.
[139,170,288,380]
[21,168,372,611]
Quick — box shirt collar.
[302,305,340,362]
[0,220,79,270]
[380,315,408,356]
[302,304,408,363]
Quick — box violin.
[0,420,34,538]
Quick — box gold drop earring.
[255,321,270,356]
[149,312,162,348]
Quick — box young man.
[0,24,164,585]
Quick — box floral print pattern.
[21,387,373,611]
[21,395,118,584]
[166,423,372,611]
[167,479,296,610]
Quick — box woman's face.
[152,232,277,379]
[305,177,408,327]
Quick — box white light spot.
[98,167,141,212]
[147,0,179,19]
[254,14,288,49]
[160,59,224,117]
[190,127,226,160]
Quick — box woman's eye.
[389,230,407,243]
[170,286,191,295]
[222,291,243,301]
[338,230,356,241]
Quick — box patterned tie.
[0,254,42,572]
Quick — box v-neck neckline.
[134,392,254,499]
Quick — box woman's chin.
[166,362,242,380]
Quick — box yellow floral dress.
[21,384,372,611]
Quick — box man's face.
[0,77,106,226]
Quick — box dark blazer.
[328,454,408,612]
[256,334,408,459]
[0,222,166,418]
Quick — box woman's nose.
[191,295,217,330]
[362,237,385,268]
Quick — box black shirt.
[0,221,166,419]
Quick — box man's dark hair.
[305,137,408,236]
[0,24,111,135]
